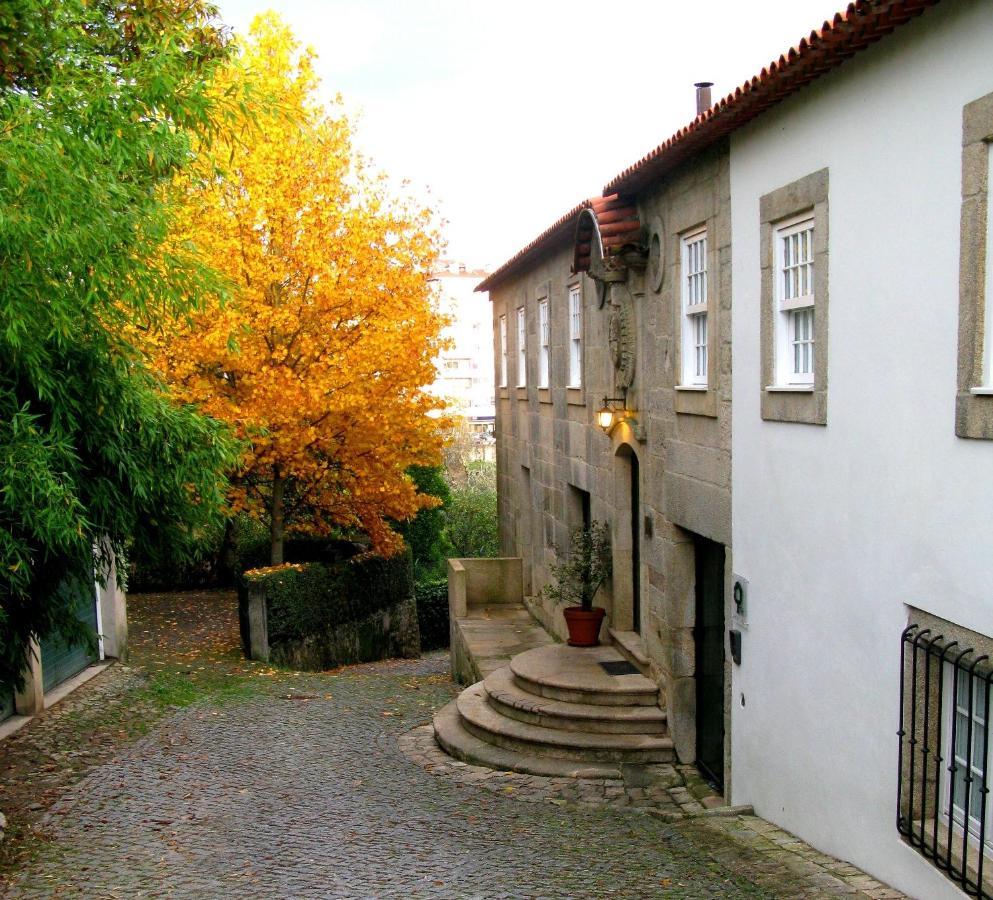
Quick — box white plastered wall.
[729,3,993,897]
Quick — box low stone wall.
[240,551,420,670]
[264,594,419,671]
[447,557,554,685]
[522,592,570,644]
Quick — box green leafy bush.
[415,579,449,651]
[445,475,499,559]
[399,465,453,583]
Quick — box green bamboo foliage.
[0,0,242,691]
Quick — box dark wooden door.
[630,453,641,633]
[694,537,726,789]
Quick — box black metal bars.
[899,624,993,898]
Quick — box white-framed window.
[775,214,815,386]
[680,227,708,386]
[943,667,992,849]
[568,284,583,387]
[499,314,508,388]
[516,306,526,387]
[538,298,550,388]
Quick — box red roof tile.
[604,0,938,194]
[477,0,939,294]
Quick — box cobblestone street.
[2,594,900,898]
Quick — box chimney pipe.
[694,81,713,117]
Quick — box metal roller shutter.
[40,581,98,694]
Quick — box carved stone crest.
[607,285,636,389]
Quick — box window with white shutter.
[538,299,550,388]
[568,285,582,387]
[775,215,815,386]
[680,228,708,387]
[517,306,526,387]
[498,314,508,388]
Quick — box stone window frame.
[759,168,829,426]
[956,91,993,440]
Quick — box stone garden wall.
[239,551,420,670]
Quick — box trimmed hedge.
[238,549,415,656]
[415,579,449,651]
[233,534,365,578]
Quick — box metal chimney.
[694,81,714,116]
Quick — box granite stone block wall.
[488,142,733,780]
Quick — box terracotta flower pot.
[563,606,607,647]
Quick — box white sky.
[216,0,840,269]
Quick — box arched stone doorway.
[612,443,642,634]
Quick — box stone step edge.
[608,629,652,677]
[458,684,675,760]
[484,667,668,734]
[432,700,624,779]
[510,666,658,708]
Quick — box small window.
[680,228,708,386]
[538,298,550,388]
[499,315,508,388]
[568,285,583,388]
[517,306,526,387]
[775,215,815,386]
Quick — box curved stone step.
[432,699,624,779]
[511,644,659,707]
[457,683,674,764]
[484,667,668,735]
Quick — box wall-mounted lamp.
[596,389,628,431]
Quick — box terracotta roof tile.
[477,0,940,294]
[603,0,938,194]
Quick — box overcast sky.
[216,0,840,269]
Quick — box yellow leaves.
[139,13,445,557]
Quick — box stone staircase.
[433,644,674,779]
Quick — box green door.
[41,581,98,693]
[0,690,13,722]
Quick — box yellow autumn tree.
[145,13,448,564]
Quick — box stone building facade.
[480,141,733,786]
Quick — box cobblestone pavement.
[2,592,904,898]
[401,726,734,819]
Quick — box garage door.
[40,581,98,694]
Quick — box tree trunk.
[216,517,236,585]
[270,471,285,566]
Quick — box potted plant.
[543,521,612,647]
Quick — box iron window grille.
[899,624,993,898]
